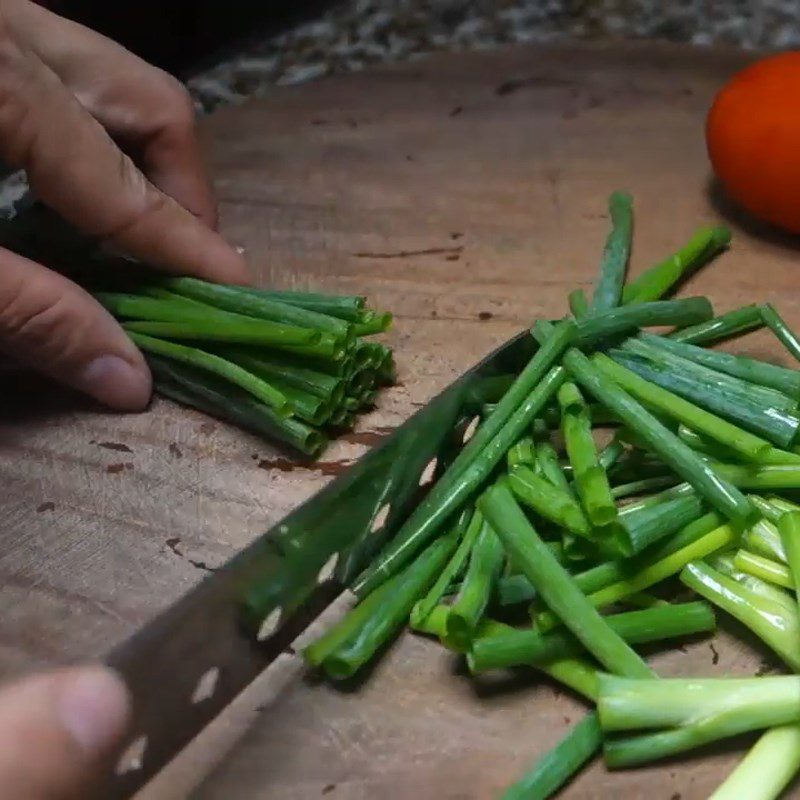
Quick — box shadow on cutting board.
[706,175,800,253]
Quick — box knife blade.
[103,330,536,798]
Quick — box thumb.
[0,666,130,800]
[0,246,152,410]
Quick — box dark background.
[37,0,334,77]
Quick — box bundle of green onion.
[0,201,395,458]
[301,191,800,799]
[96,278,394,457]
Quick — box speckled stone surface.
[187,0,796,110]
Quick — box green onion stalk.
[636,330,800,399]
[558,382,617,527]
[507,465,592,539]
[761,303,800,365]
[709,724,800,800]
[444,517,505,650]
[590,190,633,313]
[680,560,800,671]
[305,529,460,679]
[479,481,653,678]
[780,511,800,606]
[534,521,735,631]
[612,342,800,449]
[468,601,715,673]
[667,303,763,346]
[598,673,800,767]
[622,225,730,304]
[501,712,602,800]
[554,345,753,527]
[353,330,574,597]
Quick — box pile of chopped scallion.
[303,191,800,799]
[96,278,394,457]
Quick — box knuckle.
[99,165,174,243]
[153,74,196,137]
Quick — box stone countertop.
[186,0,794,111]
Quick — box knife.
[104,330,536,798]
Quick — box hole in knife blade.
[191,666,220,704]
[370,503,390,533]
[257,607,283,641]
[462,415,480,443]
[419,456,438,486]
[115,734,147,775]
[317,552,339,584]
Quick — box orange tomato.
[707,51,800,233]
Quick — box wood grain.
[2,38,798,799]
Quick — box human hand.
[0,665,130,799]
[0,0,249,409]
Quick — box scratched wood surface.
[2,38,799,798]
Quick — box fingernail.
[79,355,151,411]
[58,668,131,756]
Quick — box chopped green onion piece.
[599,674,800,767]
[568,288,590,319]
[594,353,773,462]
[500,712,602,800]
[535,441,575,496]
[734,549,792,589]
[571,297,713,347]
[668,303,763,345]
[638,330,800,399]
[507,436,536,469]
[559,346,753,526]
[354,328,573,597]
[680,561,800,671]
[445,517,505,650]
[508,465,591,538]
[709,724,800,800]
[535,522,735,631]
[761,303,800,365]
[744,517,786,563]
[622,225,730,304]
[409,509,476,627]
[469,601,714,672]
[779,511,800,606]
[558,382,617,526]
[591,190,633,313]
[305,530,460,679]
[479,481,653,678]
[614,493,705,556]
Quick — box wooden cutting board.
[2,39,798,799]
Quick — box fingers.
[0,246,151,410]
[0,666,130,800]
[8,1,220,228]
[0,17,248,285]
